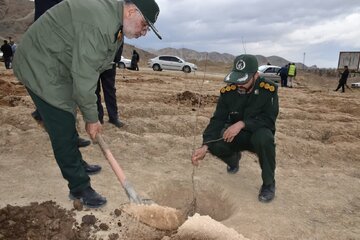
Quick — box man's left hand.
[223,121,245,142]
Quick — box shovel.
[96,133,145,204]
[96,134,186,231]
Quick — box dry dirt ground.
[0,64,359,240]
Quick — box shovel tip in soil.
[121,203,186,231]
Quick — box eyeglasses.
[135,9,151,32]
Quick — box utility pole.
[241,37,246,54]
[303,52,306,69]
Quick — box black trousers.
[96,65,119,121]
[335,80,346,92]
[129,62,139,71]
[27,88,90,193]
[280,75,287,87]
[4,56,12,69]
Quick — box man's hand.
[191,145,208,166]
[223,121,245,142]
[85,121,102,141]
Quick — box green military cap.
[224,54,258,84]
[131,0,162,39]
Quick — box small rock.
[8,220,16,226]
[82,215,96,225]
[114,209,121,217]
[108,233,119,240]
[99,223,109,231]
[73,199,83,211]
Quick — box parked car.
[148,55,197,73]
[117,56,131,69]
[351,82,360,88]
[258,65,281,83]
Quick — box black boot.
[31,110,43,122]
[82,160,101,175]
[77,137,91,148]
[226,152,241,174]
[69,186,107,208]
[258,181,276,203]
[109,118,124,128]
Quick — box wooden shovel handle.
[96,134,127,187]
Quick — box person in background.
[287,63,296,88]
[1,40,13,69]
[130,49,140,71]
[96,44,125,128]
[31,0,93,149]
[278,64,289,87]
[13,0,162,208]
[34,0,62,20]
[8,37,17,55]
[334,65,350,93]
[192,54,279,203]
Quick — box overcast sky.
[127,0,360,68]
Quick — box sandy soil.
[0,65,359,240]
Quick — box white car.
[351,82,360,88]
[148,55,197,73]
[117,56,131,69]
[258,65,281,83]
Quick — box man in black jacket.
[334,66,350,93]
[1,40,13,69]
[130,49,140,71]
[278,64,288,87]
[34,0,62,20]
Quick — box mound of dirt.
[163,213,249,240]
[0,201,92,240]
[121,203,186,231]
[0,201,192,240]
[163,91,218,107]
[0,200,248,240]
[0,78,26,106]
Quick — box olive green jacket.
[203,77,279,143]
[13,0,124,123]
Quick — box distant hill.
[0,0,34,41]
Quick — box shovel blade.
[124,180,153,205]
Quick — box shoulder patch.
[220,84,237,94]
[258,80,276,92]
